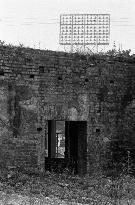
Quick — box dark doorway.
[45,120,87,175]
[65,121,87,175]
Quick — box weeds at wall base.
[0,166,134,204]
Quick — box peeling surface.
[0,45,134,174]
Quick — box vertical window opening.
[56,121,65,158]
[47,120,65,159]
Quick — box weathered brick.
[0,45,134,175]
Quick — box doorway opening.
[45,120,87,175]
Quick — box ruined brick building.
[0,45,134,175]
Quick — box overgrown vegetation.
[0,166,134,204]
[0,40,135,204]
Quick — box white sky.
[0,0,135,53]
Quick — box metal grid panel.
[59,14,110,45]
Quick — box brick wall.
[0,45,134,174]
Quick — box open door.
[45,120,87,175]
[65,121,87,175]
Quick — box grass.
[0,168,135,204]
